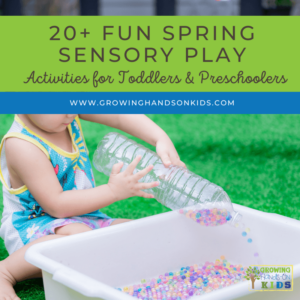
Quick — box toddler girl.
[0,114,185,300]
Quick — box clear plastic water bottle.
[93,132,242,225]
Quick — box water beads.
[180,207,258,256]
[238,225,257,256]
[118,257,247,299]
[178,208,232,227]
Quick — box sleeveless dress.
[0,115,114,255]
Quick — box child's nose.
[66,114,78,118]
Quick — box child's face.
[27,114,78,133]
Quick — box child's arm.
[5,138,158,219]
[79,114,186,168]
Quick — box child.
[0,114,185,300]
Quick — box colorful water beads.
[238,224,257,255]
[179,208,232,227]
[180,208,258,258]
[118,257,247,299]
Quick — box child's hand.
[107,155,159,201]
[156,136,186,168]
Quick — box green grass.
[1,114,300,299]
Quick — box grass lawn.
[1,114,300,299]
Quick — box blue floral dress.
[0,115,113,254]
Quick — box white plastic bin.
[25,204,300,300]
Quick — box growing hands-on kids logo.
[245,265,293,291]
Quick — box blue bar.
[0,92,299,114]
